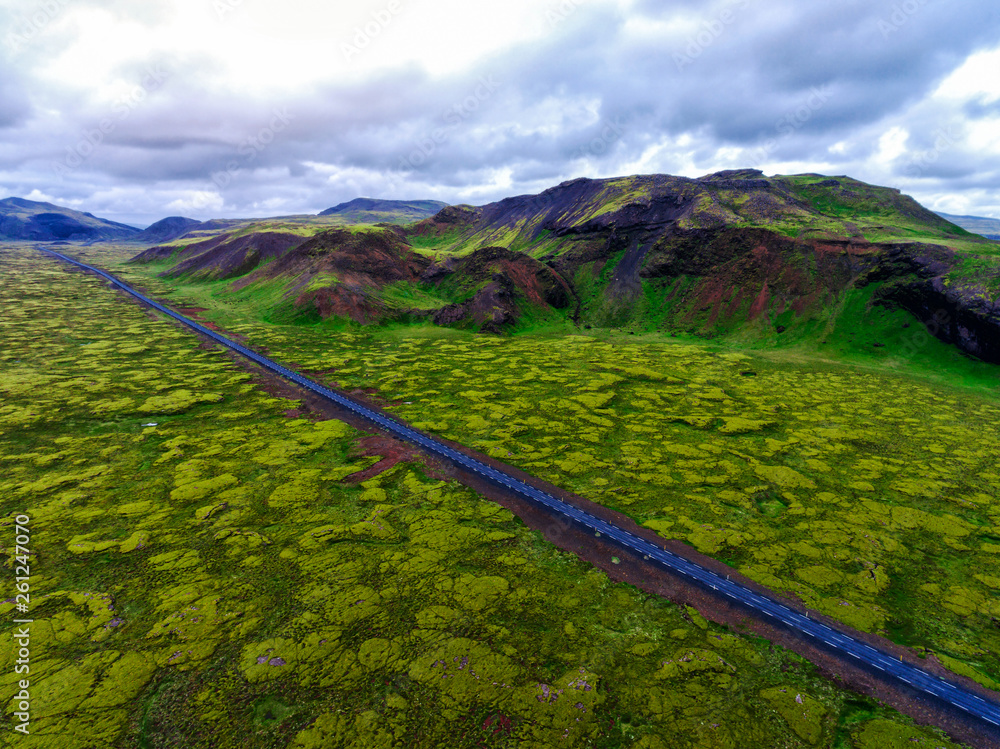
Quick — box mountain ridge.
[0,197,140,241]
[936,211,1000,240]
[318,198,448,224]
[128,171,1000,362]
[135,216,204,243]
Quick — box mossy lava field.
[2,244,999,748]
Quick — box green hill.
[129,171,1000,363]
[406,171,1000,361]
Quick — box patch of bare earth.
[173,307,224,332]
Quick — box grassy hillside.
[406,171,991,257]
[124,172,1000,366]
[406,172,1000,361]
[130,224,573,333]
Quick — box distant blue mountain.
[0,197,140,241]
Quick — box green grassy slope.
[405,172,992,257]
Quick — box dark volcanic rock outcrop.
[640,230,1000,362]
[409,172,999,359]
[867,244,1000,363]
[875,278,1000,363]
[425,247,573,332]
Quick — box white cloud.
[24,188,58,203]
[25,0,561,100]
[2,0,1000,223]
[931,45,1000,104]
[167,190,223,214]
[876,126,909,164]
[965,117,1000,153]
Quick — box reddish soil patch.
[429,247,572,331]
[497,255,572,309]
[810,239,882,257]
[173,307,223,332]
[659,230,891,334]
[297,285,386,325]
[481,711,514,740]
[724,286,747,319]
[342,434,446,483]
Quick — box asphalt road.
[42,248,1000,733]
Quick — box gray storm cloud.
[0,0,998,225]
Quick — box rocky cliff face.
[569,224,1000,362]
[867,244,1000,363]
[642,231,1000,363]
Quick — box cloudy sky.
[1,0,998,227]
